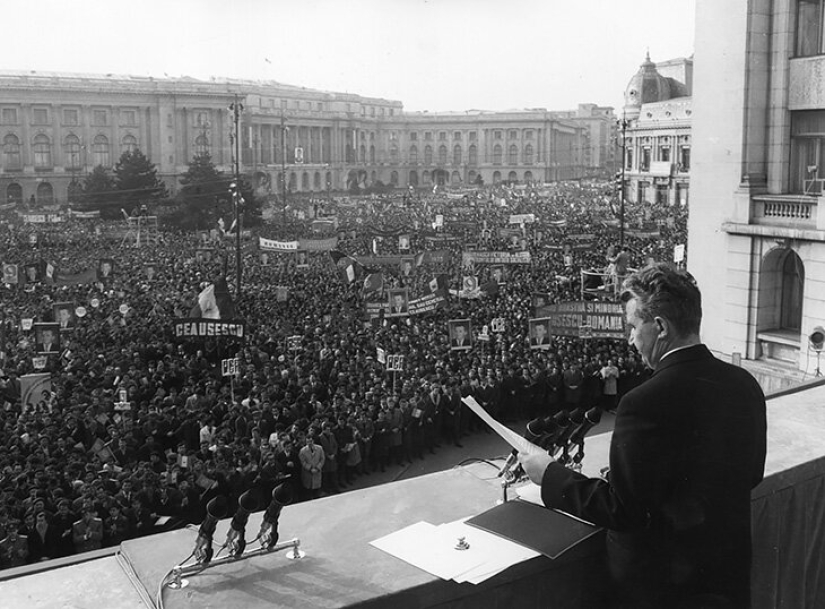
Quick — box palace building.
[0,70,616,206]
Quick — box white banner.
[508,214,536,224]
[259,237,299,251]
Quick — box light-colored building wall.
[691,0,825,383]
[0,71,596,206]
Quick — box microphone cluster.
[191,483,297,566]
[500,406,603,480]
[164,483,303,594]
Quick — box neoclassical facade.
[619,54,693,207]
[690,0,825,384]
[0,70,606,206]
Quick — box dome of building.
[623,52,672,119]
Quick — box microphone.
[498,415,559,477]
[258,483,293,549]
[570,407,603,464]
[225,490,258,557]
[550,407,584,451]
[193,496,228,564]
[568,407,602,446]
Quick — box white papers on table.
[515,482,543,506]
[370,518,539,585]
[460,396,546,458]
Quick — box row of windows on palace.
[346,143,548,166]
[1,133,138,170]
[0,106,552,144]
[623,143,692,173]
[0,104,395,126]
[2,167,545,206]
[1,132,569,171]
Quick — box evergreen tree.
[81,165,117,209]
[170,151,261,231]
[114,148,168,212]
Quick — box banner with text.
[173,318,247,339]
[259,236,339,252]
[536,301,625,339]
[408,293,447,316]
[461,251,532,266]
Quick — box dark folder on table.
[467,500,603,560]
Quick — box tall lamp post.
[280,112,288,225]
[616,113,630,249]
[229,95,244,299]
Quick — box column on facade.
[142,106,153,167]
[52,104,62,172]
[320,127,326,165]
[181,107,189,172]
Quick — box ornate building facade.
[619,54,693,207]
[0,70,600,206]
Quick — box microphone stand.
[165,538,304,591]
[165,486,303,593]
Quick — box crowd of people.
[0,179,688,569]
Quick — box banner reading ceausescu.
[173,318,246,339]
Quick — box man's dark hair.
[620,263,702,337]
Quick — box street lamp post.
[229,95,244,299]
[280,112,288,225]
[617,113,630,249]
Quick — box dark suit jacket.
[541,345,766,607]
[36,342,58,353]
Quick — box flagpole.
[230,94,244,299]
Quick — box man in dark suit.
[521,264,767,608]
[451,324,470,348]
[36,328,59,354]
[530,322,550,347]
[390,292,408,315]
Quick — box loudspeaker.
[809,326,825,352]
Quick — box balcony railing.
[751,195,818,229]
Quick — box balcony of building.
[723,193,825,241]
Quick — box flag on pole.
[329,250,361,284]
[425,274,449,297]
[188,276,235,319]
[362,272,383,295]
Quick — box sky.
[5,0,695,113]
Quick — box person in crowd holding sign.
[25,265,39,283]
[97,258,114,280]
[389,290,409,315]
[449,320,472,349]
[529,318,551,348]
[54,305,75,330]
[520,264,767,608]
[35,326,60,354]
